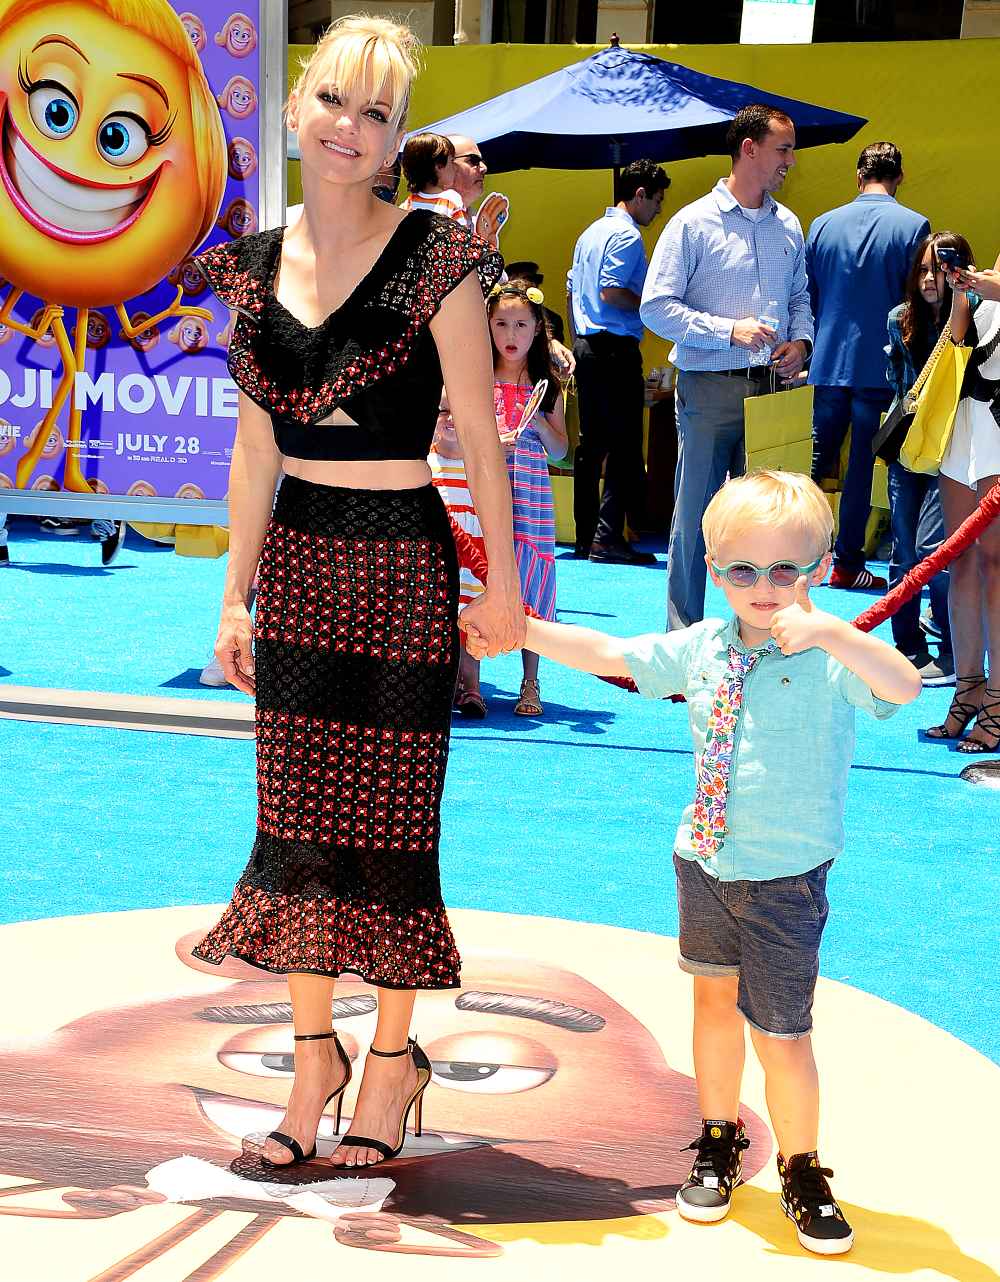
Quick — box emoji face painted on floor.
[215,13,256,59]
[227,135,256,180]
[0,0,227,308]
[216,74,255,119]
[216,196,256,238]
[0,927,770,1235]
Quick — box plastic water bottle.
[751,300,780,367]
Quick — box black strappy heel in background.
[957,685,1000,754]
[925,674,986,740]
[260,1029,352,1168]
[334,1038,431,1166]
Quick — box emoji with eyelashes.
[216,73,255,119]
[0,0,226,493]
[0,929,770,1262]
[215,12,256,59]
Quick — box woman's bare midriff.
[282,457,432,490]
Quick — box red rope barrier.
[852,480,1000,633]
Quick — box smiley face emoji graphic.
[0,0,227,309]
[215,13,257,60]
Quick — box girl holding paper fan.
[489,280,568,715]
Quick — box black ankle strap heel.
[335,1037,432,1165]
[259,1029,353,1168]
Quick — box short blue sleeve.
[599,230,645,291]
[622,631,692,700]
[828,657,900,720]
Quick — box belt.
[708,365,776,382]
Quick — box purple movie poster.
[0,0,262,504]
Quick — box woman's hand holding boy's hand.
[769,577,834,655]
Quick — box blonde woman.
[193,15,522,1169]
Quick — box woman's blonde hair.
[293,14,420,133]
[702,469,834,560]
[0,0,227,250]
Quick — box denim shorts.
[673,852,832,1039]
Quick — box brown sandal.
[514,677,543,716]
[454,686,488,719]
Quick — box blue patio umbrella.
[415,41,866,172]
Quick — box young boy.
[463,469,921,1255]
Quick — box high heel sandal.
[956,685,1000,754]
[260,1030,352,1167]
[925,674,986,740]
[334,1038,431,1166]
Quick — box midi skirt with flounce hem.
[193,475,462,989]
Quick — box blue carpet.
[1,523,998,1062]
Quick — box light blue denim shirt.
[569,207,648,341]
[639,178,813,371]
[623,616,899,881]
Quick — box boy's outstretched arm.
[770,578,922,704]
[461,615,633,678]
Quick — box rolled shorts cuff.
[678,952,740,978]
[739,1005,813,1041]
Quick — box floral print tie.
[690,643,772,859]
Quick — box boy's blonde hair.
[702,470,833,560]
[293,14,420,133]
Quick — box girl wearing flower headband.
[484,280,568,715]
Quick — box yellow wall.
[288,38,1000,376]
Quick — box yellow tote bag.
[744,382,814,475]
[899,342,972,475]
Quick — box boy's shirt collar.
[721,614,778,658]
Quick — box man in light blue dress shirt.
[568,159,669,564]
[807,142,929,593]
[640,105,814,629]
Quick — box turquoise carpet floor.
[1,519,997,1061]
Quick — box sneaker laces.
[683,1129,749,1182]
[789,1160,837,1211]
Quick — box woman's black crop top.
[194,212,503,461]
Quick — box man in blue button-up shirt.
[640,105,814,630]
[807,142,929,593]
[568,159,669,564]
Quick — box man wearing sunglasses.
[446,135,488,230]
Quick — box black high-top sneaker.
[676,1119,750,1223]
[778,1151,854,1255]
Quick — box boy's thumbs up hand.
[770,576,829,655]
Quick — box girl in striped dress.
[489,281,568,715]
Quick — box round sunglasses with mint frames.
[710,555,824,589]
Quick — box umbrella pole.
[612,164,620,204]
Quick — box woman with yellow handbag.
[884,234,975,684]
[926,253,1000,752]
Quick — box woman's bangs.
[309,35,409,127]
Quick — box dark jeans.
[810,384,893,572]
[572,332,646,550]
[887,462,951,656]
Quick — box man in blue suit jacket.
[807,142,929,591]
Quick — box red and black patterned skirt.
[194,475,463,988]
